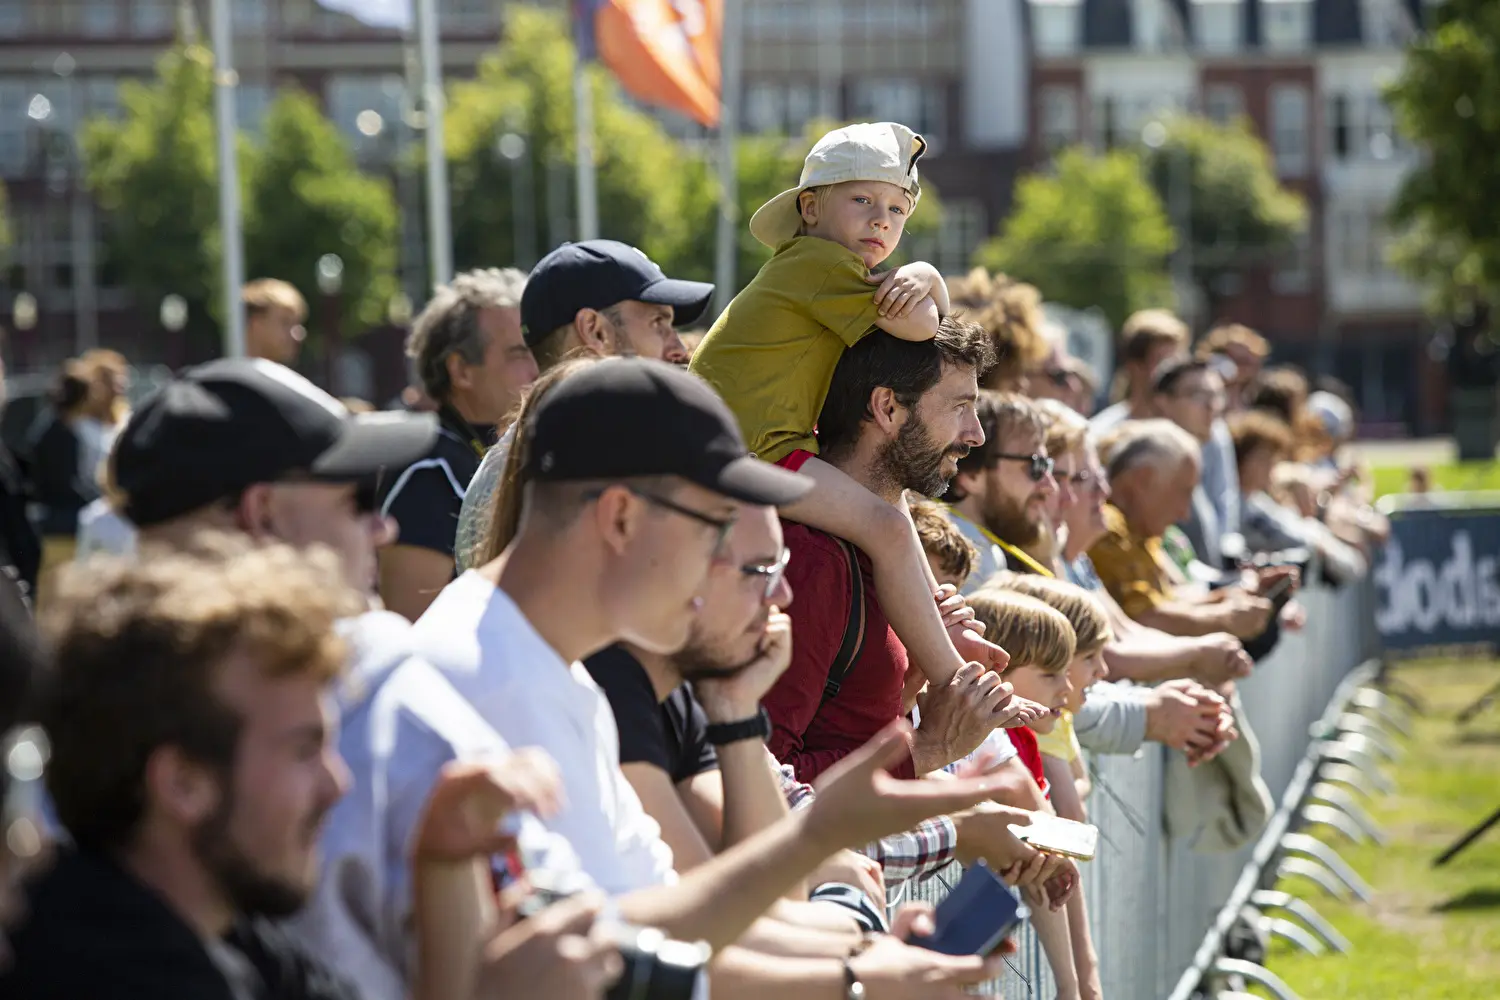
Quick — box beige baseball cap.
[749,122,927,249]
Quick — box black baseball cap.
[522,358,811,507]
[114,358,438,527]
[520,240,714,347]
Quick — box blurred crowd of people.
[0,121,1392,1000]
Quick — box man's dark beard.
[676,614,768,681]
[192,782,319,920]
[875,412,968,499]
[983,485,1045,549]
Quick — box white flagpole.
[574,60,599,241]
[209,0,245,357]
[711,0,743,318]
[416,0,453,287]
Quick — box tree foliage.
[82,43,397,359]
[1142,114,1305,320]
[976,148,1176,331]
[1386,0,1500,319]
[82,44,222,349]
[243,89,399,338]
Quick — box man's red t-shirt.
[1007,726,1051,799]
[763,522,917,782]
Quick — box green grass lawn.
[1370,462,1500,499]
[1255,660,1500,999]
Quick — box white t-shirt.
[288,610,590,1000]
[411,572,677,895]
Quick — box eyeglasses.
[584,485,738,557]
[741,548,791,600]
[1067,469,1099,491]
[994,452,1056,483]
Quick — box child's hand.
[867,262,944,319]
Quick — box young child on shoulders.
[692,122,1018,708]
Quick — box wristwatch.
[842,958,866,999]
[704,706,772,746]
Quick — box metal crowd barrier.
[892,572,1383,999]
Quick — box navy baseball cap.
[115,359,438,527]
[520,240,714,347]
[522,358,811,507]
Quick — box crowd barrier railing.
[891,571,1383,1000]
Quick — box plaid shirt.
[768,750,960,886]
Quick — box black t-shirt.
[584,645,720,784]
[376,408,492,561]
[0,848,359,1000]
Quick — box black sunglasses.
[583,485,737,557]
[994,452,1056,483]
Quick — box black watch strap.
[704,706,771,746]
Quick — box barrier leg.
[1212,958,1303,1000]
[1336,713,1402,760]
[1277,858,1351,899]
[1309,782,1387,844]
[1250,890,1352,953]
[1265,917,1325,956]
[1280,832,1373,901]
[1301,804,1371,845]
[1319,742,1394,795]
[1317,762,1379,800]
[1352,688,1413,736]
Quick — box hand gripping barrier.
[890,572,1394,1000]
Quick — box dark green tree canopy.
[1142,114,1305,318]
[1386,0,1500,318]
[977,147,1176,331]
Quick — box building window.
[0,0,22,36]
[1096,95,1118,150]
[236,84,273,135]
[1327,93,1350,159]
[81,0,121,36]
[907,199,986,275]
[1192,0,1242,54]
[232,0,268,30]
[744,81,834,137]
[1273,223,1312,293]
[1361,0,1419,48]
[744,0,817,40]
[84,78,121,120]
[1205,84,1243,125]
[440,0,495,32]
[1261,0,1313,52]
[1326,90,1406,163]
[1038,85,1080,153]
[1030,0,1082,57]
[849,79,946,149]
[130,0,174,36]
[0,81,27,178]
[1332,203,1397,277]
[1270,83,1309,176]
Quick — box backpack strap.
[821,539,869,707]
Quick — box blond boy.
[692,122,1007,703]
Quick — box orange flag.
[586,0,723,127]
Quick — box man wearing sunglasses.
[946,391,1061,587]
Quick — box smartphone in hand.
[909,861,1027,956]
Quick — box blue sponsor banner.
[1375,505,1500,652]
